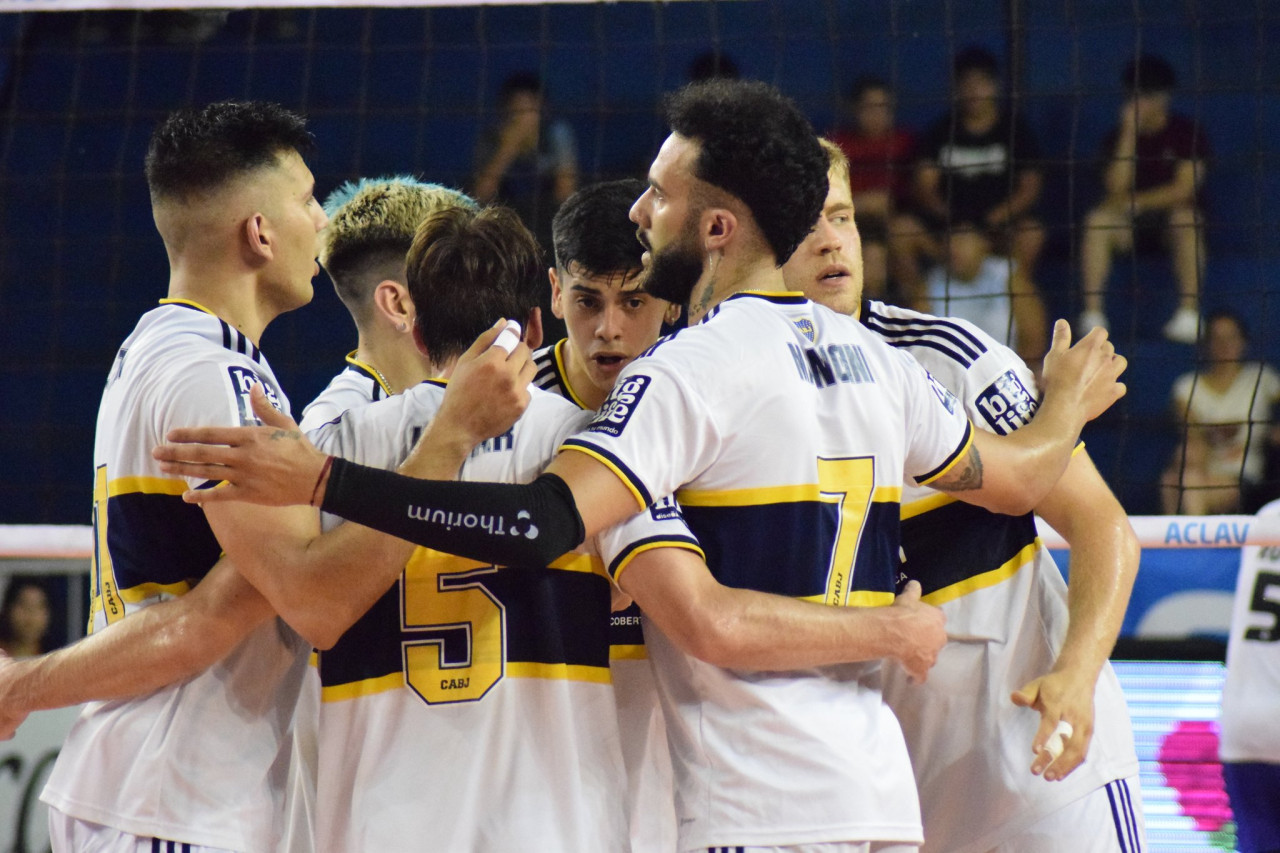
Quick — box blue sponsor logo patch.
[227,366,283,425]
[975,369,1037,435]
[649,495,684,522]
[587,374,651,437]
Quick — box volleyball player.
[159,79,1127,852]
[300,176,478,431]
[780,138,1145,851]
[534,178,681,853]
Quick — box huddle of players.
[0,82,1148,853]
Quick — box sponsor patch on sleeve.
[975,369,1037,435]
[586,374,651,438]
[649,495,684,522]
[227,366,283,426]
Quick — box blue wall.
[0,2,1276,522]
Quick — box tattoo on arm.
[930,445,984,492]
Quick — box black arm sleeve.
[320,457,586,567]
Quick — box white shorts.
[985,777,1146,853]
[48,808,241,853]
[703,844,918,853]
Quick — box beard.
[642,236,705,307]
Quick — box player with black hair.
[158,79,1127,852]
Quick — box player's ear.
[244,212,273,263]
[703,208,736,253]
[373,280,414,332]
[663,301,682,326]
[548,267,566,320]
[523,306,544,351]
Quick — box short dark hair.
[850,75,891,102]
[954,46,1000,81]
[664,79,827,266]
[1124,54,1177,94]
[406,205,543,364]
[688,50,740,82]
[145,101,312,202]
[499,71,543,106]
[552,178,646,278]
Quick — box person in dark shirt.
[891,47,1045,308]
[1079,54,1210,344]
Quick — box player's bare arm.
[928,320,1127,515]
[1012,449,1139,782]
[617,546,946,681]
[0,557,274,739]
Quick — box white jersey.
[533,337,678,853]
[865,300,1140,853]
[42,300,312,853]
[298,352,392,431]
[307,382,630,852]
[582,291,974,850]
[1219,499,1280,765]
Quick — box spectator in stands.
[0,575,52,658]
[1161,310,1280,515]
[829,76,914,230]
[474,71,578,249]
[924,222,1047,367]
[1079,54,1210,344]
[892,46,1045,308]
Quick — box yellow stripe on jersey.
[320,662,611,703]
[612,539,706,585]
[799,590,895,607]
[158,297,217,315]
[901,491,957,520]
[558,444,650,510]
[106,476,189,498]
[610,644,648,661]
[677,484,902,507]
[552,339,592,411]
[506,662,612,683]
[118,580,193,603]
[922,539,1040,606]
[915,423,975,486]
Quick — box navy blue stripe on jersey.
[560,438,653,508]
[681,500,900,599]
[1106,780,1139,852]
[900,498,1037,596]
[915,420,973,484]
[1120,779,1143,851]
[864,308,988,367]
[219,318,232,352]
[724,291,808,307]
[105,492,222,593]
[610,600,645,647]
[319,561,610,689]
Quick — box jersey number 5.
[401,551,505,704]
[1244,570,1280,643]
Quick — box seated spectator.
[474,71,578,248]
[1161,311,1280,515]
[892,46,1045,308]
[828,76,915,231]
[1079,54,1210,344]
[0,575,52,658]
[924,222,1047,367]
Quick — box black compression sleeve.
[320,457,586,567]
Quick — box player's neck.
[560,341,608,410]
[354,330,432,396]
[687,253,785,324]
[166,265,274,347]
